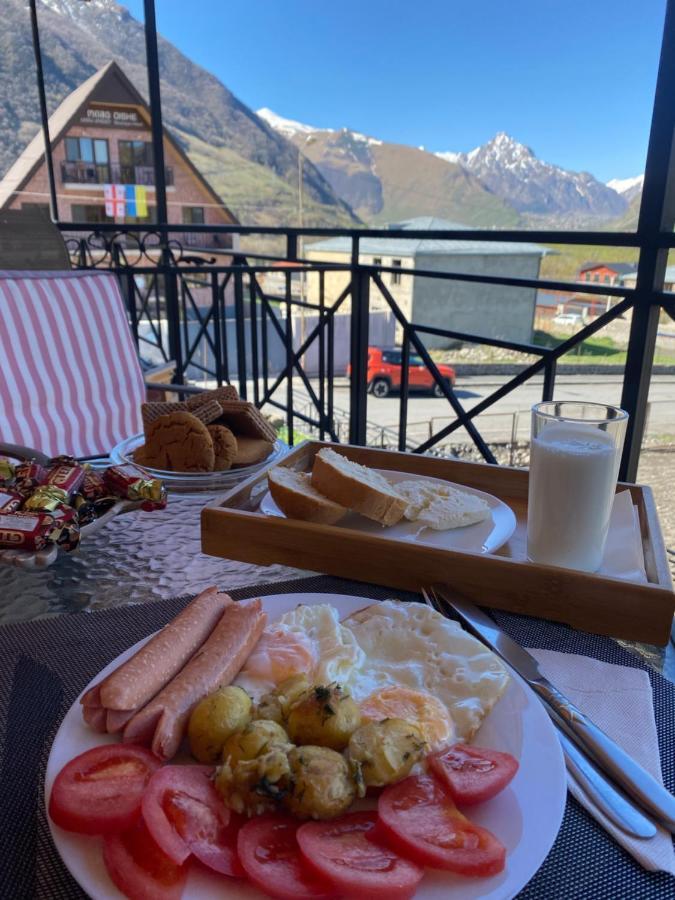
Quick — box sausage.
[99,588,231,710]
[123,599,267,760]
[79,588,231,734]
[106,709,135,733]
[81,704,107,733]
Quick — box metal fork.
[420,586,657,839]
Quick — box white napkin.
[530,648,675,874]
[599,490,647,583]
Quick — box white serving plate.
[261,470,517,555]
[45,592,566,900]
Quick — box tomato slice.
[142,764,243,875]
[378,774,506,876]
[428,743,519,806]
[103,818,188,900]
[237,814,337,900]
[48,743,160,835]
[297,810,424,900]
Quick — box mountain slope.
[0,0,358,226]
[444,132,627,220]
[256,115,521,227]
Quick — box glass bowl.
[110,433,288,494]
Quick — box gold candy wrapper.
[0,459,15,484]
[24,485,70,512]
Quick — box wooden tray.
[201,441,675,645]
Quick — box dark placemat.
[0,574,673,900]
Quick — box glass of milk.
[527,402,628,572]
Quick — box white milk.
[527,422,619,572]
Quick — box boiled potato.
[284,745,355,820]
[216,747,291,817]
[254,674,311,724]
[221,719,291,768]
[347,718,425,787]
[286,684,360,751]
[188,685,252,764]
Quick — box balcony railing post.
[164,268,184,384]
[233,262,248,399]
[619,0,675,481]
[349,264,370,446]
[28,0,58,220]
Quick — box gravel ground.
[638,445,675,558]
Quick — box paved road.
[317,374,675,445]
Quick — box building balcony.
[60,161,174,187]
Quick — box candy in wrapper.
[48,454,79,467]
[0,489,23,513]
[23,485,70,513]
[104,464,167,508]
[73,494,97,527]
[81,468,108,501]
[51,513,80,552]
[14,460,48,494]
[0,511,57,551]
[0,458,15,486]
[46,462,85,500]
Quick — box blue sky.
[125,0,666,182]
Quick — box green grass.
[533,329,675,366]
[540,244,639,283]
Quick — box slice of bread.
[311,448,407,526]
[269,467,348,525]
[395,478,490,530]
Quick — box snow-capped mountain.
[438,132,627,219]
[256,108,331,138]
[606,174,644,203]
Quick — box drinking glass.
[526,401,628,572]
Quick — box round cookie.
[143,411,215,472]
[232,436,274,467]
[207,425,238,471]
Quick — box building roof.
[0,61,237,222]
[307,216,547,258]
[622,265,675,284]
[578,261,638,276]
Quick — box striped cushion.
[0,270,145,457]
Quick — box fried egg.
[344,600,510,741]
[235,603,365,700]
[359,685,454,749]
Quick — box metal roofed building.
[305,217,548,347]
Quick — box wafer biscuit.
[216,401,277,442]
[186,385,239,409]
[188,399,223,426]
[142,401,186,431]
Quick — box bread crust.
[269,468,347,525]
[311,450,407,526]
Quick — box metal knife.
[433,585,675,833]
[551,712,656,838]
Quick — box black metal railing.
[58,220,675,481]
[60,161,174,186]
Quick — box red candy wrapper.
[0,511,57,551]
[104,464,167,509]
[14,460,48,494]
[81,468,108,501]
[46,463,85,500]
[0,489,23,513]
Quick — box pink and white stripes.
[0,271,145,457]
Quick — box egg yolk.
[239,628,316,685]
[359,686,455,750]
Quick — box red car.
[348,346,456,399]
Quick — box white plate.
[45,592,566,900]
[261,470,517,554]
